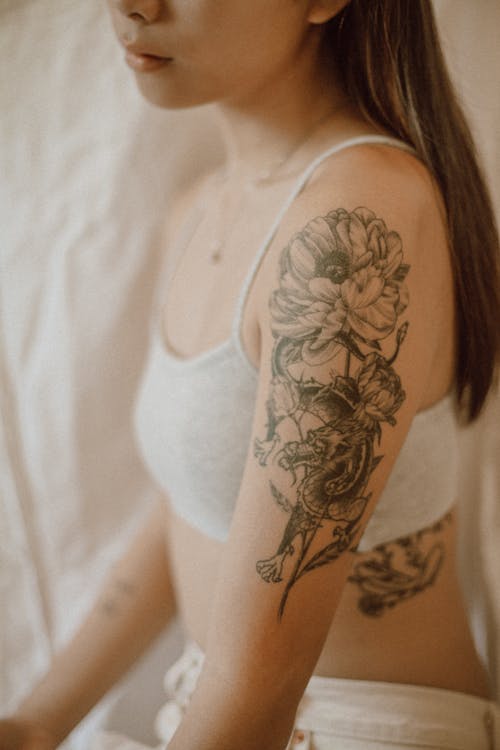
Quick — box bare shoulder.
[253,142,455,408]
[309,143,451,301]
[292,142,447,258]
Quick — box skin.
[4,501,176,749]
[1,2,490,749]
[107,0,336,110]
[161,146,489,750]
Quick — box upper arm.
[202,150,453,714]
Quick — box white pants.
[92,640,500,750]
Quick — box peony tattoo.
[254,207,410,619]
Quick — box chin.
[134,75,216,111]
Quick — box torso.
[157,126,490,698]
[165,506,489,696]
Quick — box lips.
[123,45,172,73]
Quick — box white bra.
[133,135,459,551]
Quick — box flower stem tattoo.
[254,207,410,620]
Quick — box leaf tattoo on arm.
[254,207,410,620]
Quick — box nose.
[113,0,162,23]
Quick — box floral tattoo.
[254,207,410,620]
[348,513,451,617]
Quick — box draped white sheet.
[0,3,221,746]
[1,1,498,747]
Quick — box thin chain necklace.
[206,109,337,264]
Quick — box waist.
[156,639,499,750]
[166,504,490,698]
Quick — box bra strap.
[231,135,418,372]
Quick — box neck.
[214,33,350,183]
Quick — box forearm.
[167,636,309,750]
[13,499,176,745]
[165,500,355,750]
[167,671,298,750]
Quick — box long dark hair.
[326,0,500,421]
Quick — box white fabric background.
[0,3,221,745]
[1,1,498,747]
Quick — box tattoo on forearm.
[348,513,451,616]
[254,207,410,620]
[100,577,137,617]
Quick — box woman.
[2,1,500,748]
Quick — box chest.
[160,180,294,363]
